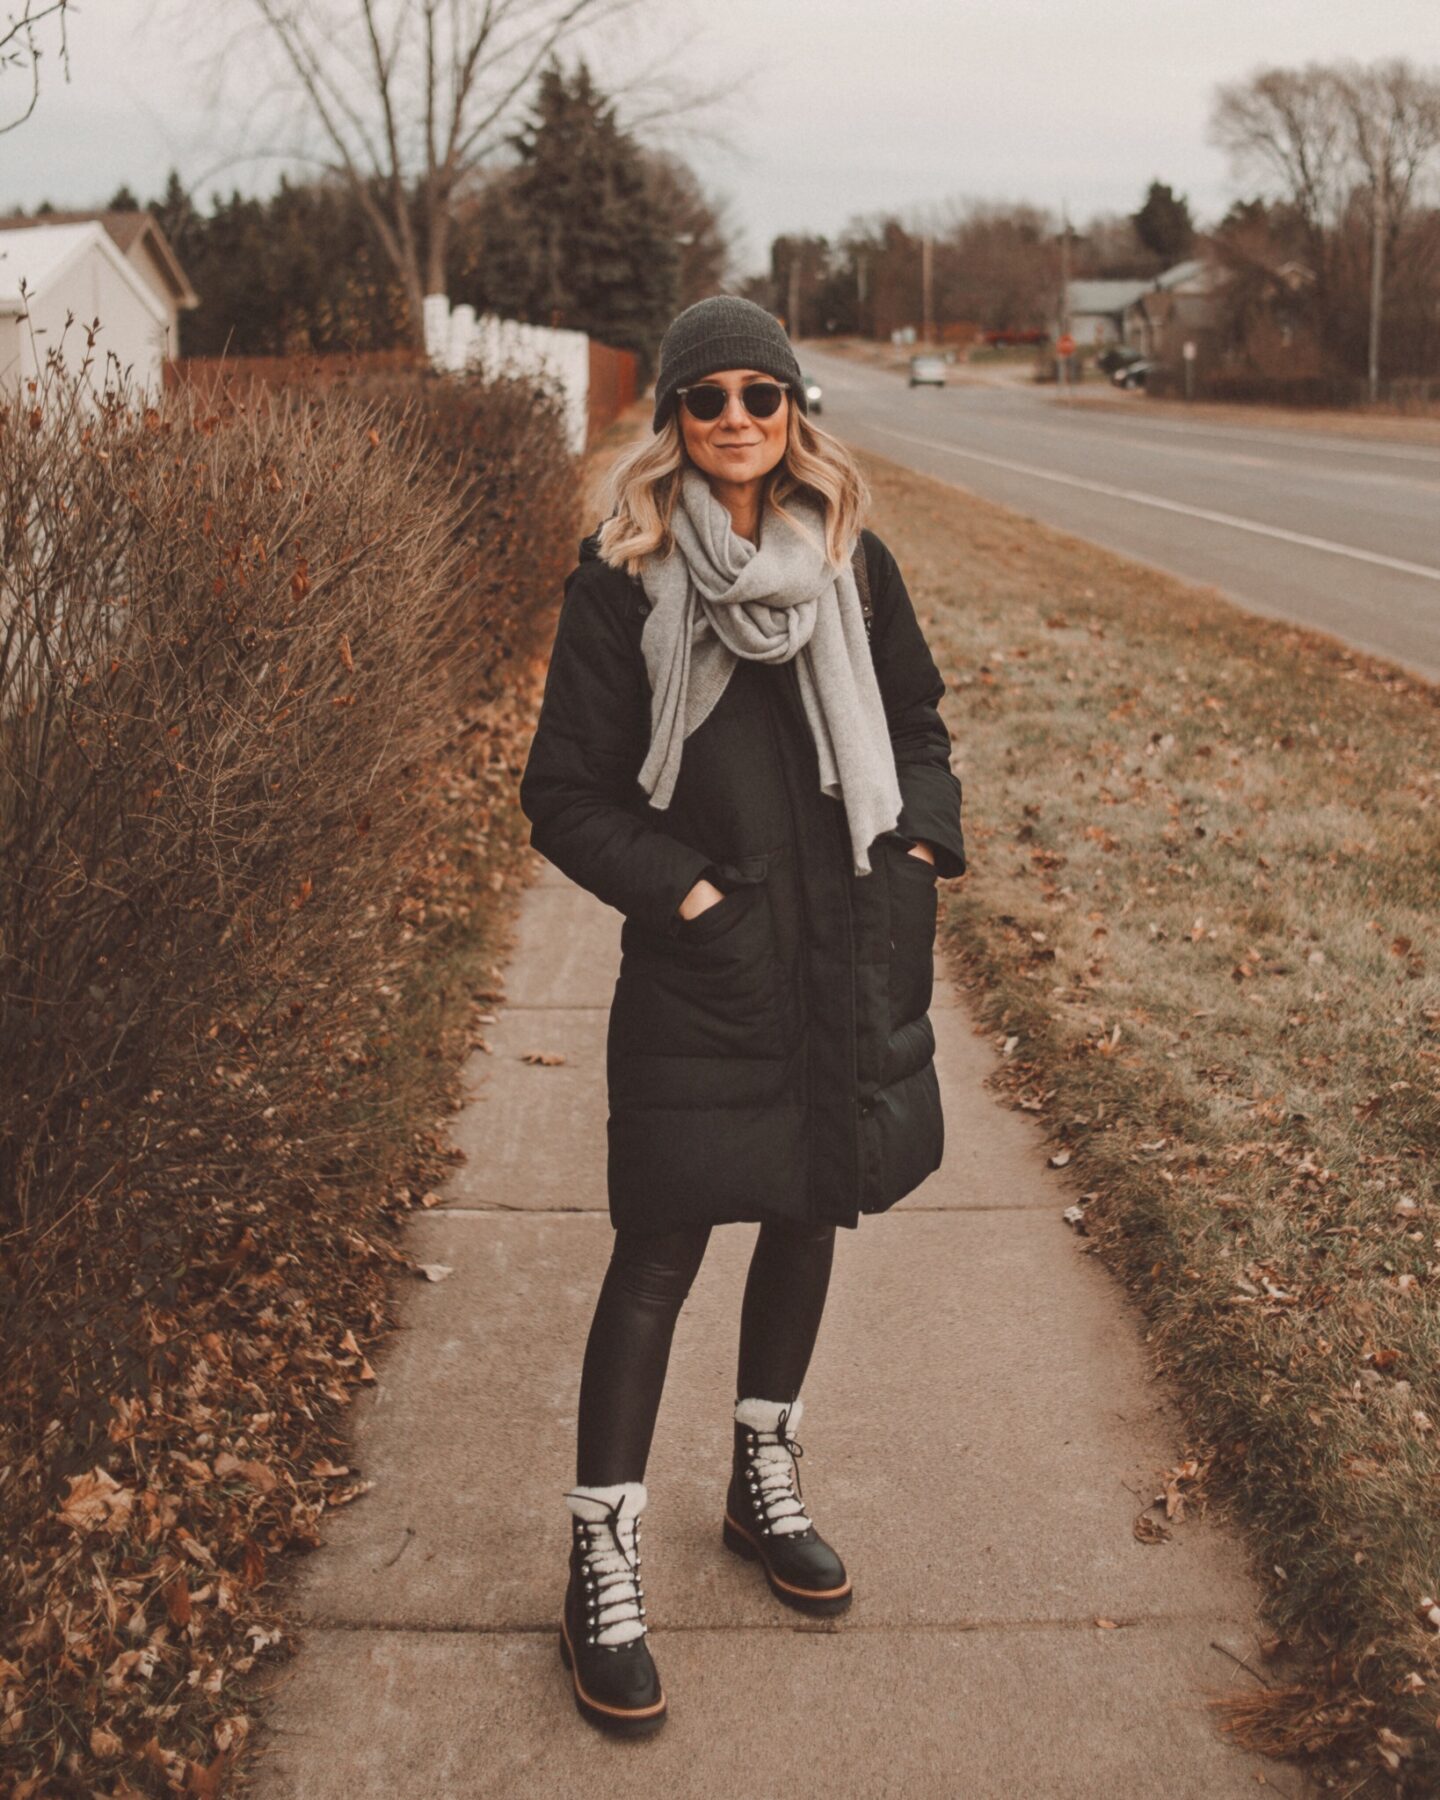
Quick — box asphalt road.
[801,345,1440,685]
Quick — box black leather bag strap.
[850,538,873,642]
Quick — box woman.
[519,295,965,1737]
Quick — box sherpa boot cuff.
[564,1480,648,1523]
[735,1396,803,1434]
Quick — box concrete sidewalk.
[251,857,1310,1799]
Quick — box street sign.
[1057,333,1075,357]
[1182,340,1197,361]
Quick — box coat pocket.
[674,858,768,945]
[884,836,938,1028]
[613,855,784,1062]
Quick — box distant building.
[1121,259,1223,362]
[1065,279,1150,347]
[1064,261,1226,359]
[0,220,186,392]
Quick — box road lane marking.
[862,423,1440,585]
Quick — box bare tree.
[1211,59,1440,387]
[638,147,736,309]
[1333,58,1440,234]
[1210,64,1354,295]
[1,0,68,134]
[237,0,648,344]
[1333,60,1440,397]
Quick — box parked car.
[908,354,947,388]
[1097,344,1145,378]
[802,372,823,414]
[1111,359,1157,390]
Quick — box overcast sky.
[4,0,1437,273]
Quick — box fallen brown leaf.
[58,1467,134,1536]
[166,1576,192,1628]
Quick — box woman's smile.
[677,366,791,537]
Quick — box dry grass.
[858,448,1439,1796]
[1051,390,1440,447]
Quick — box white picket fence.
[423,294,589,454]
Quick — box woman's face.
[677,367,790,492]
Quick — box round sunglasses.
[675,380,789,422]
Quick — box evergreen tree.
[458,61,678,376]
[1132,181,1195,264]
[151,169,202,280]
[156,174,410,356]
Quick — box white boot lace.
[566,1491,647,1647]
[742,1403,813,1536]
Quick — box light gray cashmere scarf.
[637,468,902,876]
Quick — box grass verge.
[1049,390,1440,447]
[859,447,1439,1796]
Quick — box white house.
[0,209,199,357]
[0,221,175,393]
[1065,278,1151,347]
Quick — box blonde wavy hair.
[596,400,868,577]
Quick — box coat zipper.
[836,774,866,1216]
[769,662,816,1225]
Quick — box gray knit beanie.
[651,295,807,433]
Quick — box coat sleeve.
[519,563,714,934]
[864,530,967,879]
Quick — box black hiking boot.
[559,1481,667,1736]
[722,1397,853,1617]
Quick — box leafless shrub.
[0,344,578,1789]
[347,366,577,686]
[0,357,465,1374]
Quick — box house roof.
[1067,279,1150,317]
[1152,258,1207,291]
[0,209,198,308]
[0,222,171,325]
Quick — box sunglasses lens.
[743,382,785,418]
[678,381,789,422]
[680,385,727,421]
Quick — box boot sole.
[722,1512,854,1617]
[558,1614,667,1737]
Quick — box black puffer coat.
[518,526,966,1233]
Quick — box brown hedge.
[0,360,576,1795]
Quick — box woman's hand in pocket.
[678,875,727,921]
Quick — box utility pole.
[1367,155,1387,405]
[921,233,934,345]
[788,253,801,343]
[1058,200,1072,397]
[856,250,869,338]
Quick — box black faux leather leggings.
[574,1219,837,1486]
